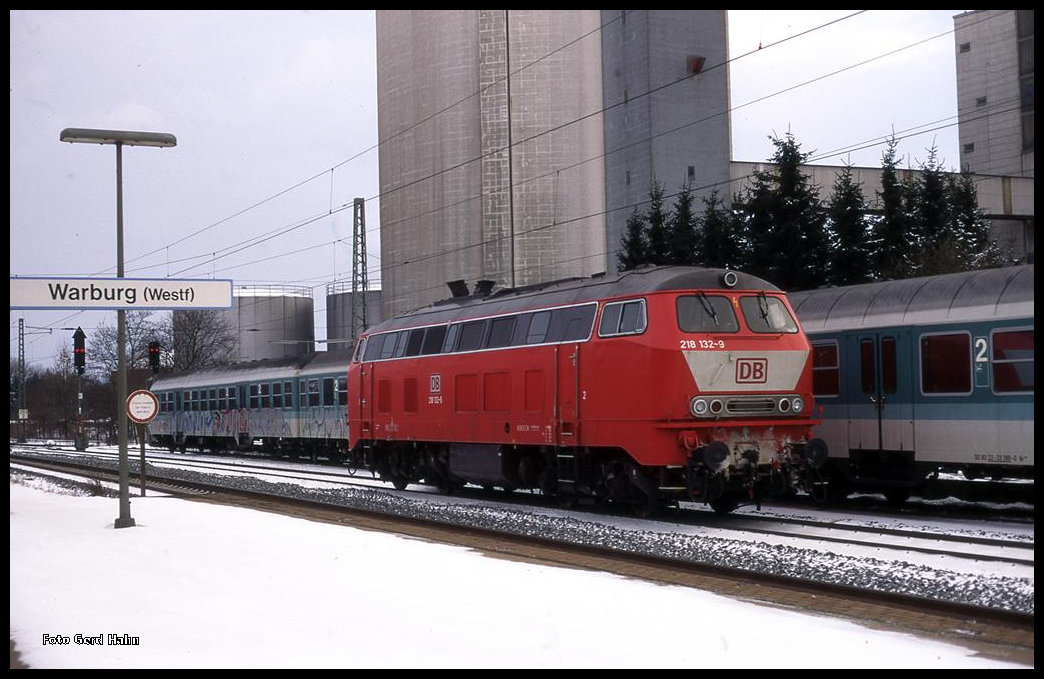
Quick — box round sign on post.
[126,389,159,424]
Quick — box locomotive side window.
[526,311,551,344]
[421,325,447,355]
[363,335,383,361]
[352,336,366,363]
[393,331,410,358]
[379,332,399,360]
[598,299,647,337]
[739,295,798,333]
[486,316,516,348]
[442,324,461,353]
[457,320,488,352]
[676,294,739,332]
[920,332,972,394]
[546,303,596,342]
[991,328,1034,393]
[811,341,840,397]
[404,328,425,356]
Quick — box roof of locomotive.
[788,264,1034,333]
[367,266,780,334]
[149,348,352,390]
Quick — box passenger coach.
[789,264,1034,504]
[348,266,827,514]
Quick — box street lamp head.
[60,127,177,148]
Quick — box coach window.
[920,332,971,394]
[308,379,320,407]
[260,383,271,408]
[457,320,487,352]
[486,316,516,348]
[218,387,227,410]
[299,380,309,408]
[739,295,798,333]
[991,329,1034,393]
[421,325,447,355]
[676,294,739,332]
[811,341,840,397]
[272,382,283,409]
[192,390,201,411]
[599,299,647,337]
[230,386,239,410]
[323,377,335,405]
[283,381,293,409]
[337,378,348,406]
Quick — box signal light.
[149,341,161,374]
[73,327,86,375]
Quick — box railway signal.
[73,327,86,375]
[149,341,161,373]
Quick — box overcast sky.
[9,10,968,369]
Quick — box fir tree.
[826,163,872,286]
[948,172,1004,269]
[699,189,745,270]
[617,207,649,271]
[645,180,670,265]
[913,145,959,276]
[871,136,913,280]
[667,183,699,266]
[740,133,829,290]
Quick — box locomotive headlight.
[690,398,708,417]
[778,397,791,413]
[792,396,805,413]
[709,399,723,415]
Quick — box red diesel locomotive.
[347,266,827,515]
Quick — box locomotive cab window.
[739,295,798,333]
[676,294,739,332]
[599,299,647,337]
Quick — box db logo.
[736,358,768,383]
[430,374,442,393]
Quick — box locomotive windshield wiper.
[697,290,719,327]
[757,290,770,323]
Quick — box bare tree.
[87,310,165,376]
[166,309,237,372]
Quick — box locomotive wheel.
[631,497,659,519]
[556,492,578,510]
[709,492,739,515]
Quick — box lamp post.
[60,127,177,529]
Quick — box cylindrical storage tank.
[326,281,384,347]
[223,285,315,361]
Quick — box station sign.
[10,277,233,310]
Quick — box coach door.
[555,343,581,444]
[851,333,913,455]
